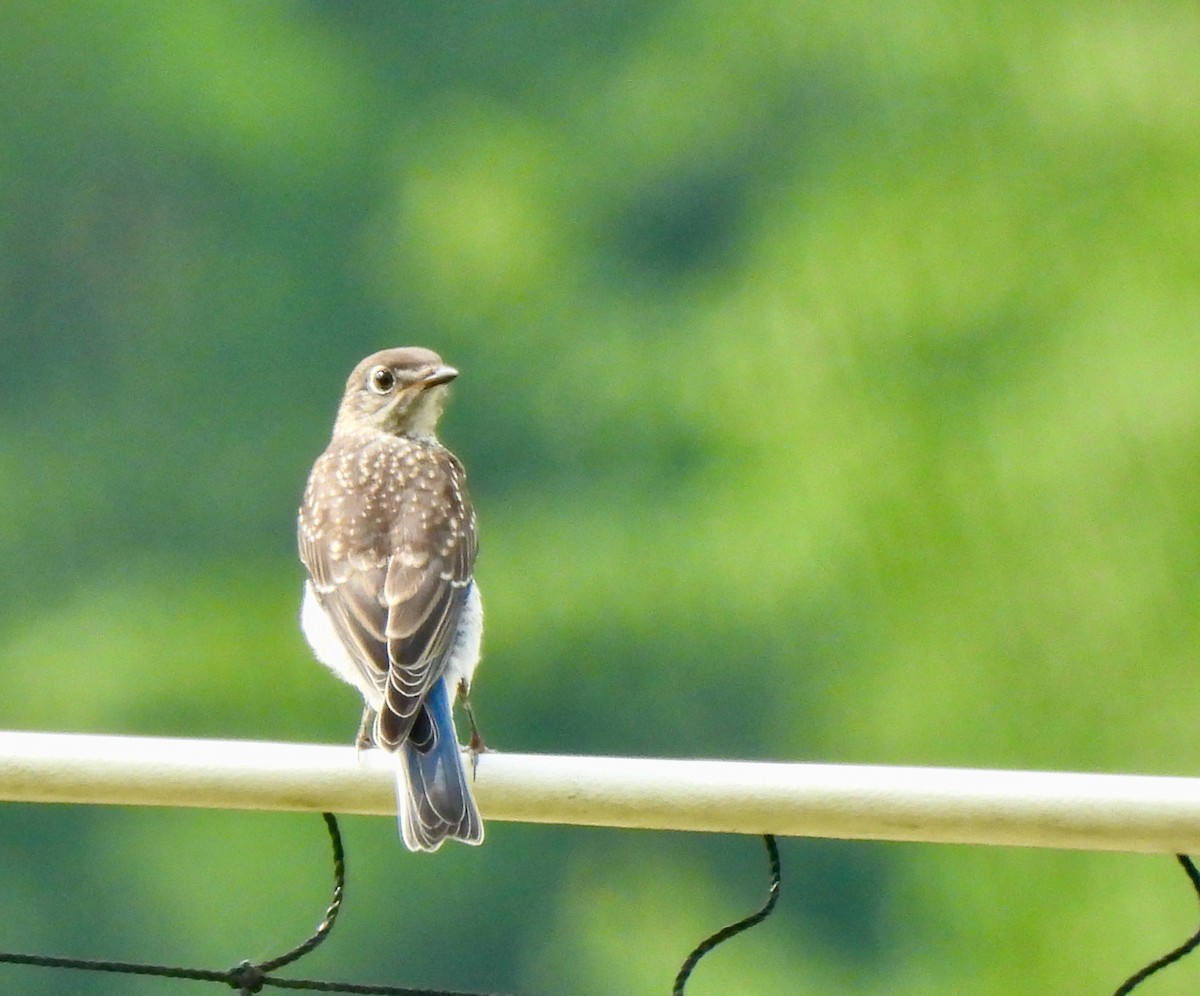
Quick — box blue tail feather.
[396,677,483,851]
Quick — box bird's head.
[334,346,458,438]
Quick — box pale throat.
[393,386,448,439]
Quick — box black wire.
[672,834,782,995]
[0,811,509,995]
[259,812,346,973]
[1113,854,1200,995]
[252,979,498,995]
[0,950,233,983]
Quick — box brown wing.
[300,543,391,697]
[298,439,476,749]
[377,450,476,748]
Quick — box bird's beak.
[421,365,458,388]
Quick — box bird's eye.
[368,366,396,395]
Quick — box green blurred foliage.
[2,0,1200,992]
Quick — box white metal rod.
[2,730,1199,853]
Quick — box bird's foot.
[354,707,377,756]
[459,681,489,754]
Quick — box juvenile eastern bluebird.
[298,347,484,851]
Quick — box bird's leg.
[459,678,488,771]
[355,706,377,755]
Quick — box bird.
[297,346,484,851]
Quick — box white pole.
[1,730,1199,853]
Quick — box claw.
[355,706,377,755]
[459,681,489,780]
[460,684,488,754]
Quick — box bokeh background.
[2,2,1200,993]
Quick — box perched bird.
[298,347,484,851]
